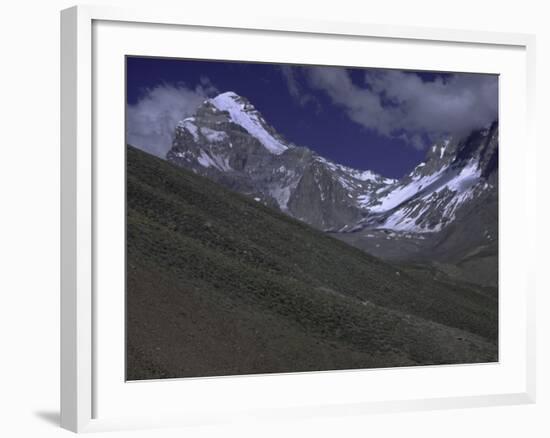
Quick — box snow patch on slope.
[197,150,232,171]
[270,185,293,210]
[200,127,228,143]
[177,118,199,142]
[368,160,484,232]
[376,204,440,233]
[366,167,447,213]
[209,92,288,155]
[314,156,395,184]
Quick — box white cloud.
[126,81,217,157]
[284,66,498,149]
[280,65,319,109]
[365,70,498,143]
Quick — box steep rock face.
[353,122,498,234]
[287,159,362,229]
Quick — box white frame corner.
[60,4,536,433]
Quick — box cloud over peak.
[282,66,498,149]
[126,81,217,157]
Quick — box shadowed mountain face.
[127,145,497,380]
[166,91,498,286]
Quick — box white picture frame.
[60,4,536,433]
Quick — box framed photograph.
[61,4,536,433]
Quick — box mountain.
[167,91,394,230]
[165,91,498,285]
[334,123,498,286]
[127,145,497,380]
[350,122,498,233]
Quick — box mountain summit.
[208,91,289,155]
[167,91,393,229]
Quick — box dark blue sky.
[126,57,497,179]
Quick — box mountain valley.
[165,91,498,286]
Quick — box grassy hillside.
[126,145,498,380]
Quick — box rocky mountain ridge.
[167,91,395,229]
[350,121,498,233]
[166,91,497,241]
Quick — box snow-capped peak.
[208,92,288,155]
[169,89,497,236]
